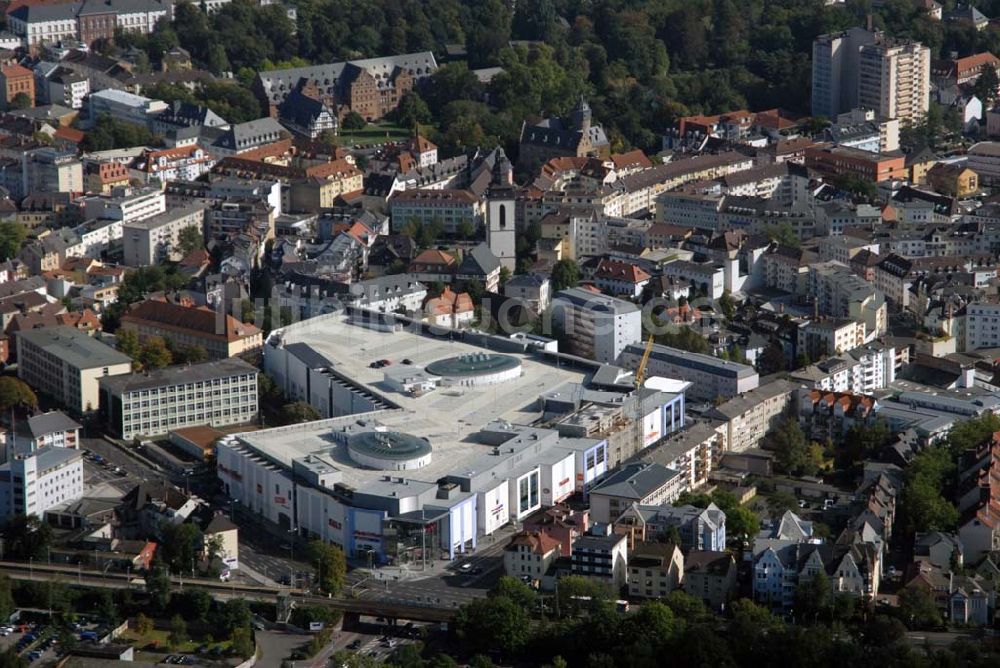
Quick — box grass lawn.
[120,628,231,655]
[338,122,414,147]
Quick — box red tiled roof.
[594,258,651,284]
[54,127,84,144]
[507,530,562,556]
[121,299,260,343]
[610,149,653,170]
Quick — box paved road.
[81,437,162,482]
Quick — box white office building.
[550,287,642,364]
[0,447,83,521]
[16,326,133,414]
[100,358,259,440]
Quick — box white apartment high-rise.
[812,27,879,119]
[550,287,642,364]
[812,28,930,127]
[858,39,931,126]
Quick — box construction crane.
[634,333,656,387]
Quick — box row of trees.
[449,575,998,667]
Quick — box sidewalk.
[238,562,282,588]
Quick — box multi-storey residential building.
[130,145,216,183]
[20,148,83,199]
[708,379,797,453]
[620,343,759,402]
[99,357,259,440]
[792,342,896,395]
[16,326,132,414]
[84,161,130,194]
[13,411,81,455]
[206,198,274,244]
[0,64,34,109]
[614,502,727,552]
[503,531,563,587]
[683,551,738,611]
[964,302,1000,351]
[798,318,866,359]
[858,37,931,125]
[122,203,206,266]
[36,65,89,109]
[503,273,551,313]
[812,27,880,119]
[388,189,484,235]
[588,462,683,524]
[809,260,887,339]
[627,541,684,598]
[572,530,629,589]
[0,448,83,521]
[81,188,166,224]
[119,299,262,360]
[858,39,931,126]
[550,287,641,364]
[662,260,725,299]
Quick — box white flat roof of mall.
[239,315,593,489]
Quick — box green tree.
[900,445,959,535]
[455,595,529,655]
[490,576,536,609]
[278,401,320,425]
[0,574,13,622]
[116,328,140,359]
[138,336,173,370]
[214,599,251,635]
[230,626,254,659]
[0,377,38,418]
[173,588,211,621]
[393,91,432,128]
[717,291,737,321]
[0,223,27,261]
[765,221,800,248]
[160,522,203,574]
[176,225,204,256]
[8,93,31,110]
[767,490,800,517]
[550,259,581,291]
[726,506,760,546]
[0,647,28,668]
[974,65,1000,105]
[146,559,172,612]
[1,514,51,559]
[897,587,941,629]
[135,613,154,635]
[341,111,366,130]
[946,412,1000,455]
[794,571,831,622]
[456,219,476,240]
[308,540,346,594]
[769,419,815,476]
[168,614,188,648]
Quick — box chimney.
[866,13,873,32]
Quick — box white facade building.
[122,202,206,266]
[0,448,83,521]
[99,358,259,440]
[550,287,642,364]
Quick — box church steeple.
[571,97,592,132]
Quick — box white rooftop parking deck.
[270,312,591,439]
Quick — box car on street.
[798,499,807,508]
[348,639,362,650]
